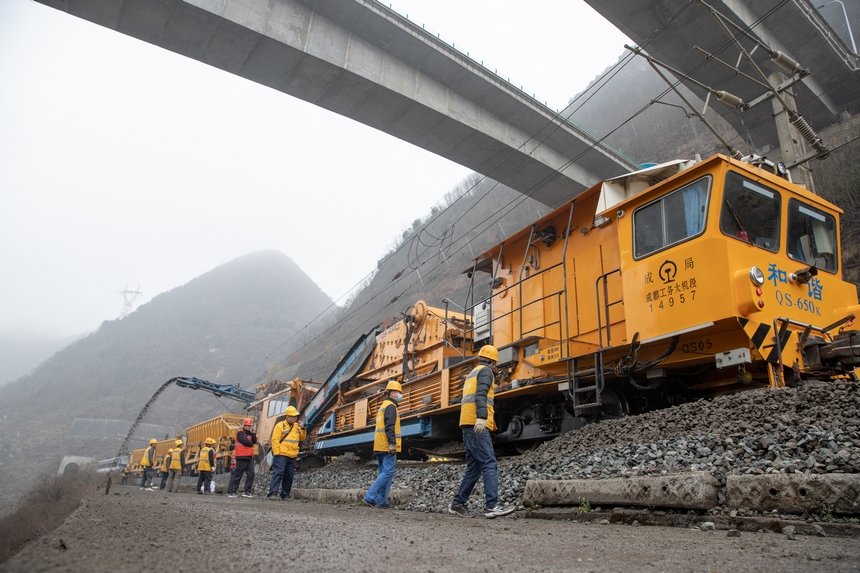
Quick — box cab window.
[720,172,780,251]
[787,199,838,273]
[267,396,289,418]
[633,176,710,259]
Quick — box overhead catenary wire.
[234,0,740,386]
[235,0,794,389]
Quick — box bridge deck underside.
[41,0,638,207]
[586,0,859,155]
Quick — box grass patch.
[0,469,97,563]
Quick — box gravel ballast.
[293,378,860,520]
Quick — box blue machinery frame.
[314,417,432,453]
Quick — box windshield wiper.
[724,199,754,246]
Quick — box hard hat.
[385,380,402,392]
[149,439,157,444]
[478,345,499,362]
[175,440,183,447]
[205,437,216,445]
[284,406,300,417]
[242,417,253,426]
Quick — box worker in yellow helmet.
[165,440,185,493]
[362,380,402,509]
[449,345,515,519]
[267,406,306,500]
[140,439,157,490]
[196,438,217,494]
[159,446,171,490]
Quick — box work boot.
[484,505,516,519]
[448,503,469,517]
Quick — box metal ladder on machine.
[568,269,622,416]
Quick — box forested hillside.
[0,250,331,511]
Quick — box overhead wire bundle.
[236,0,801,389]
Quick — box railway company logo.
[659,260,677,284]
[645,258,698,308]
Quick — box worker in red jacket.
[227,418,257,498]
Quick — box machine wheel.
[507,404,542,454]
[513,440,540,454]
[585,387,629,424]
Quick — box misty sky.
[0,0,630,338]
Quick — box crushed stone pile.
[293,379,860,519]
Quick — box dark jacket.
[383,402,398,446]
[474,364,494,420]
[234,429,257,458]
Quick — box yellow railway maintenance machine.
[309,155,859,457]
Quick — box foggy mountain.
[0,249,332,512]
[0,330,86,387]
[1,55,856,516]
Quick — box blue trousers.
[364,453,396,506]
[453,427,499,510]
[140,467,152,488]
[268,455,297,498]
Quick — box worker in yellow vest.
[165,440,185,493]
[197,438,216,495]
[267,406,306,500]
[159,448,171,490]
[140,439,157,490]
[449,345,516,519]
[362,380,402,509]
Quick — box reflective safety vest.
[373,399,401,453]
[169,448,183,471]
[161,450,171,472]
[234,430,254,458]
[198,446,213,472]
[459,364,497,431]
[272,422,306,458]
[141,446,155,468]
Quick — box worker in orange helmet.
[362,380,403,509]
[227,417,257,498]
[449,345,516,519]
[267,406,306,500]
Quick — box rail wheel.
[585,387,629,424]
[508,404,541,454]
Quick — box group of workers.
[362,344,515,518]
[136,436,188,492]
[124,344,514,518]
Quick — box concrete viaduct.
[586,0,859,158]
[36,0,640,208]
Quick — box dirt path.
[2,485,859,573]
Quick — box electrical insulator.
[714,90,744,107]
[789,114,818,144]
[770,51,801,74]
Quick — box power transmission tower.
[118,284,142,319]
